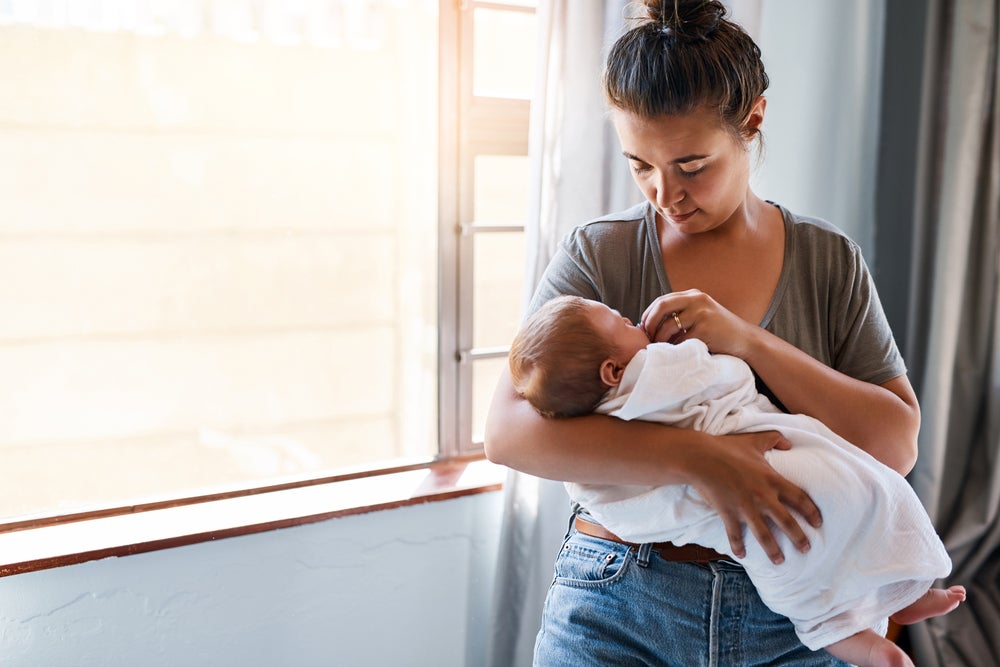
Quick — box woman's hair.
[508,295,616,419]
[605,0,769,140]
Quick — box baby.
[509,294,965,667]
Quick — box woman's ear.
[742,96,766,138]
[599,358,625,387]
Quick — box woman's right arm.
[484,367,823,564]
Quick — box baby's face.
[586,301,651,363]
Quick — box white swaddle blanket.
[568,339,952,650]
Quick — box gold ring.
[672,312,686,334]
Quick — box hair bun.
[639,0,726,42]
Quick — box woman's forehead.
[612,108,730,154]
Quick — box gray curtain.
[485,3,634,666]
[882,0,1000,664]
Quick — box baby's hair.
[606,0,768,143]
[508,295,616,418]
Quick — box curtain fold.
[904,1,1000,665]
[521,0,636,304]
[486,3,633,666]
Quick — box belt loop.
[636,542,653,568]
[566,502,582,539]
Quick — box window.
[1,0,534,524]
[441,0,534,456]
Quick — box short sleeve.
[767,209,908,387]
[525,229,603,319]
[830,242,907,385]
[524,206,665,323]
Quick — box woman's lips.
[666,209,697,223]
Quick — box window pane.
[0,1,438,520]
[473,231,526,349]
[474,155,530,223]
[472,357,509,444]
[473,8,536,99]
[473,155,528,349]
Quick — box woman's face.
[612,102,762,235]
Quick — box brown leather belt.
[574,516,727,563]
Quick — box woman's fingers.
[641,290,753,354]
[641,292,692,341]
[750,429,791,452]
[646,311,692,344]
[750,430,823,531]
[642,307,679,343]
[745,512,786,564]
[729,487,816,565]
[780,482,823,530]
[693,431,821,564]
[764,499,812,558]
[720,512,747,559]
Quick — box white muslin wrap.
[567,339,952,650]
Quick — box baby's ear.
[599,358,625,387]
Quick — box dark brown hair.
[508,296,615,418]
[605,0,768,140]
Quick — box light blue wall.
[1,492,504,667]
[751,0,886,255]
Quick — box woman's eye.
[631,163,652,174]
[679,164,706,178]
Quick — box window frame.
[443,0,532,456]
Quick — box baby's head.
[508,295,650,418]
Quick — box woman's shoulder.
[566,202,650,242]
[779,206,858,251]
[554,202,652,268]
[777,204,864,263]
[538,201,663,319]
[587,201,650,225]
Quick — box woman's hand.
[640,289,757,358]
[686,431,823,564]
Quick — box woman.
[484,1,921,665]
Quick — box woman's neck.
[657,193,785,325]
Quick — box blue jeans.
[533,527,849,666]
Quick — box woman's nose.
[656,173,684,209]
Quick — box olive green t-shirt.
[527,201,906,391]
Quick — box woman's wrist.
[735,321,772,365]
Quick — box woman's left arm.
[642,291,920,475]
[741,331,919,474]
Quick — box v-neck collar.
[642,200,793,328]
